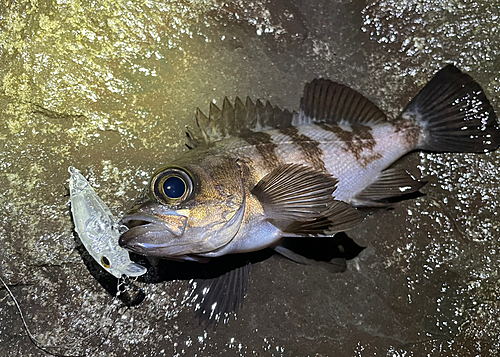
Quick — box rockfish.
[119,65,499,321]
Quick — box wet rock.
[1,0,499,356]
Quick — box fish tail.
[401,65,500,153]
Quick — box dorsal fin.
[294,79,388,127]
[186,96,295,147]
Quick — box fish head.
[119,155,246,258]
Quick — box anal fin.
[353,168,427,207]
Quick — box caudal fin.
[401,65,500,153]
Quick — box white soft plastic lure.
[68,166,147,278]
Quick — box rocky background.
[1,0,499,356]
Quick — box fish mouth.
[118,212,187,255]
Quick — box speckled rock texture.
[1,0,499,356]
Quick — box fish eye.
[101,256,110,268]
[163,176,185,199]
[151,167,193,205]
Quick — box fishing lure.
[68,166,147,278]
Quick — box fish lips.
[119,212,188,256]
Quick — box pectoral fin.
[251,164,338,229]
[283,200,364,235]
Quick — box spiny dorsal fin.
[244,97,257,129]
[186,97,295,147]
[294,79,388,127]
[221,97,235,137]
[234,97,247,130]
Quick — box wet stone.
[1,0,500,356]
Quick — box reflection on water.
[1,0,500,356]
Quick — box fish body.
[140,122,409,258]
[118,66,499,321]
[120,65,499,260]
[68,166,147,278]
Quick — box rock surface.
[1,0,499,356]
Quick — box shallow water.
[1,0,499,356]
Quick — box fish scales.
[277,127,327,172]
[203,121,416,203]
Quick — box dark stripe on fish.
[317,123,382,167]
[393,118,420,148]
[244,132,281,170]
[279,127,326,172]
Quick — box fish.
[68,166,147,279]
[118,65,499,321]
